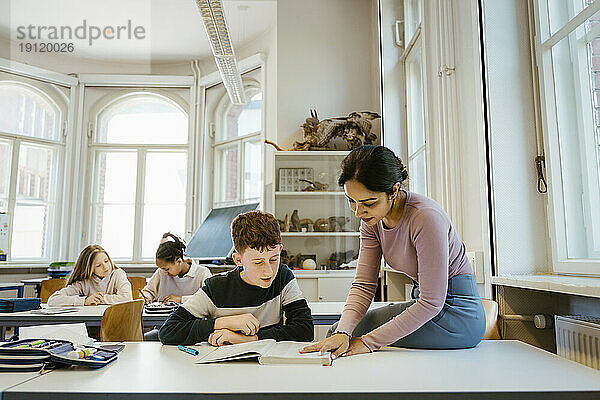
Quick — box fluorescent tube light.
[195,0,247,105]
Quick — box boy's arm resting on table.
[159,306,216,345]
[46,283,86,307]
[159,287,216,345]
[103,269,133,304]
[257,298,314,342]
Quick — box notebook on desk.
[195,340,332,366]
[31,307,79,315]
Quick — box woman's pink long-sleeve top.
[336,191,473,350]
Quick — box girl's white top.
[140,260,212,303]
[47,268,133,306]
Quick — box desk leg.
[1,326,5,341]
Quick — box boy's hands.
[208,329,258,346]
[162,295,182,304]
[214,313,260,336]
[84,292,104,305]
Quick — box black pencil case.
[0,338,118,372]
[0,298,41,312]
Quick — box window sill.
[0,263,158,274]
[491,274,600,298]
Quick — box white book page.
[265,341,332,361]
[197,339,276,363]
[31,307,79,315]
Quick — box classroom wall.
[0,37,194,76]
[276,0,380,149]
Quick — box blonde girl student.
[47,245,132,306]
[140,233,212,304]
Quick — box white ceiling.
[0,0,276,62]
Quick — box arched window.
[89,92,189,260]
[0,81,65,260]
[0,82,62,141]
[96,94,188,144]
[223,91,263,140]
[213,86,263,208]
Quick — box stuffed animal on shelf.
[293,109,380,151]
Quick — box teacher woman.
[301,145,486,358]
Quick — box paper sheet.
[19,323,94,345]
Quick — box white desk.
[3,340,600,399]
[0,372,42,398]
[0,302,394,339]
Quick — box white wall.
[0,37,193,75]
[482,0,550,275]
[276,0,380,149]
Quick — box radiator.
[555,315,600,370]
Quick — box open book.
[31,307,79,315]
[195,340,332,366]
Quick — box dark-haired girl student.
[302,145,485,359]
[140,233,212,304]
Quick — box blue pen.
[178,345,199,356]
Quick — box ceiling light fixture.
[195,0,247,105]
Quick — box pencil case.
[144,301,178,313]
[0,298,41,313]
[0,338,118,372]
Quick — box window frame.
[403,22,428,196]
[533,0,600,274]
[0,78,67,262]
[212,83,264,208]
[86,90,192,263]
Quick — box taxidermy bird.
[293,110,380,151]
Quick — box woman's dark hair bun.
[338,145,408,194]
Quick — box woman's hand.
[84,292,104,305]
[162,295,182,304]
[344,337,371,357]
[299,332,350,359]
[208,329,257,346]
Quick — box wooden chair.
[100,299,144,342]
[482,298,501,340]
[40,278,68,303]
[128,277,147,299]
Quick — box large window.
[534,0,600,273]
[213,89,263,208]
[403,0,427,195]
[0,80,64,260]
[89,93,189,261]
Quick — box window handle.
[535,155,547,194]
